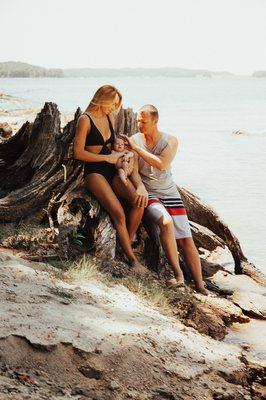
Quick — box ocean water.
[1,77,266,272]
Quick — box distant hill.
[0,61,63,78]
[252,71,266,78]
[63,67,234,78]
[0,61,235,78]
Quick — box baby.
[112,137,134,185]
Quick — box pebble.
[108,380,120,390]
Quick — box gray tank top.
[132,132,180,198]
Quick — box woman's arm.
[73,116,121,164]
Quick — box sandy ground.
[0,251,265,400]
[0,107,73,134]
[0,97,265,399]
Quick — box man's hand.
[120,134,138,151]
[135,184,148,208]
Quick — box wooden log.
[0,103,264,285]
[57,187,116,260]
[0,103,83,221]
[114,107,138,137]
[178,186,264,282]
[190,222,225,252]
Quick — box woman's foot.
[166,277,185,288]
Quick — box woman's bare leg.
[112,176,144,241]
[84,173,143,271]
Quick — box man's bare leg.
[177,237,209,295]
[158,216,184,284]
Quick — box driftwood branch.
[0,102,264,284]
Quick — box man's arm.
[122,134,178,171]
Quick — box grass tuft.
[63,254,100,283]
[120,275,176,313]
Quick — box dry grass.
[63,254,101,283]
[119,275,177,313]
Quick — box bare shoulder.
[77,114,91,129]
[75,115,91,139]
[167,134,178,146]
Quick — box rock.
[154,388,177,399]
[78,365,103,380]
[0,386,20,394]
[29,342,57,352]
[71,387,93,397]
[231,291,266,319]
[210,270,266,319]
[0,122,12,139]
[251,382,266,399]
[108,380,120,390]
[232,130,252,136]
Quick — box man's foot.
[195,284,216,297]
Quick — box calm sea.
[1,77,266,273]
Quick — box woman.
[73,85,148,272]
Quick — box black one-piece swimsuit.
[83,113,116,183]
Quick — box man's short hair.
[139,104,159,120]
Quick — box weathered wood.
[114,107,137,137]
[57,187,116,260]
[190,222,225,252]
[178,186,264,281]
[0,103,264,285]
[0,103,82,221]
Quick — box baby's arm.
[124,153,134,176]
[123,150,134,162]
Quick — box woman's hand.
[135,184,148,208]
[107,152,125,164]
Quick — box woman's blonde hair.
[88,85,122,111]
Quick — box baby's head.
[113,137,125,152]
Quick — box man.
[122,104,209,295]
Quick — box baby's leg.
[117,168,128,185]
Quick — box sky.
[1,0,266,75]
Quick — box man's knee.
[158,215,174,232]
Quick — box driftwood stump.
[0,102,264,284]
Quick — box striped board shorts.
[146,195,192,239]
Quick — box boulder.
[0,122,12,139]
